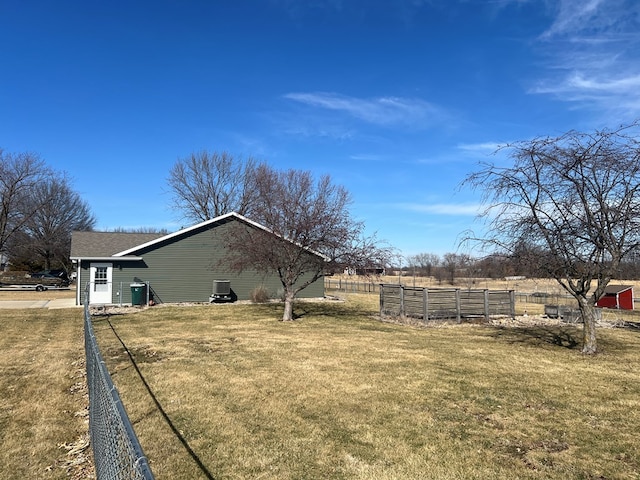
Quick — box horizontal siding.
[78,218,324,304]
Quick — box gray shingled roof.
[70,231,165,258]
[70,212,327,261]
[602,284,633,295]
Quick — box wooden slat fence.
[379,284,515,322]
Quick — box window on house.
[94,266,108,292]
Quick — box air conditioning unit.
[210,280,232,302]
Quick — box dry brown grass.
[330,275,640,322]
[344,273,640,295]
[93,294,640,480]
[0,306,91,479]
[0,285,76,301]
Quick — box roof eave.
[114,212,242,256]
[112,211,329,261]
[70,256,144,262]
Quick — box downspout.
[75,261,82,306]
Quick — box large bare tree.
[10,175,95,272]
[465,122,640,354]
[407,252,441,278]
[0,149,53,259]
[168,151,257,223]
[442,252,471,285]
[224,164,394,321]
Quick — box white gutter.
[70,256,144,262]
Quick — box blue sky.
[2,0,640,259]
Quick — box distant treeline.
[396,250,640,284]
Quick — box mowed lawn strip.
[94,295,640,480]
[0,308,89,480]
[0,288,76,301]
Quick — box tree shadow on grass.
[106,317,217,480]
[488,325,581,350]
[292,300,377,321]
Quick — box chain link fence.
[84,290,155,479]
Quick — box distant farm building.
[596,285,634,310]
[344,267,385,276]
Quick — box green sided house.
[70,212,326,306]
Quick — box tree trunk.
[578,300,598,355]
[282,290,295,321]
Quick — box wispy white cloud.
[456,142,502,155]
[284,91,447,128]
[539,0,606,40]
[280,123,356,140]
[349,153,385,161]
[398,202,481,216]
[534,71,640,95]
[530,0,640,118]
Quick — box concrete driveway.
[0,298,79,309]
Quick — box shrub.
[250,285,270,303]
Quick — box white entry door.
[89,263,113,304]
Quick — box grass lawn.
[0,287,76,301]
[92,294,640,480]
[0,305,91,480]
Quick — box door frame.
[89,262,113,304]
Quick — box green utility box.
[130,282,147,306]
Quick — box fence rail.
[514,292,576,306]
[325,278,582,308]
[325,278,381,293]
[84,289,155,480]
[379,284,515,322]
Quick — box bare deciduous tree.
[0,149,53,259]
[168,151,257,223]
[407,252,441,277]
[465,122,640,354]
[442,253,469,285]
[9,175,95,272]
[108,227,169,234]
[224,164,394,321]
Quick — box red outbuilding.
[596,284,635,310]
